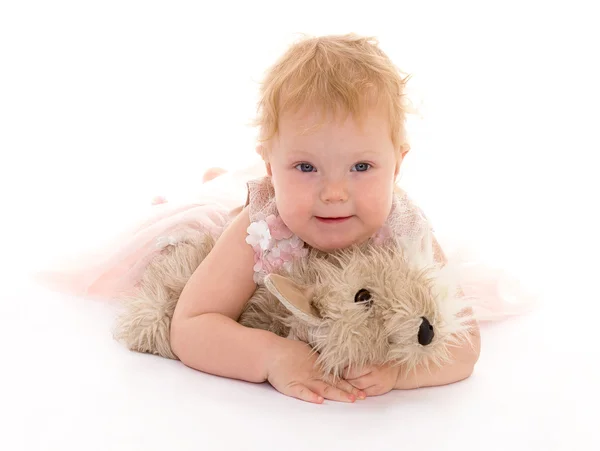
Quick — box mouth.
[315,216,352,224]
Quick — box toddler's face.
[267,106,402,251]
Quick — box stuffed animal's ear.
[395,227,437,269]
[263,274,321,326]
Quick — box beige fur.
[113,229,475,380]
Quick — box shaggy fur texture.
[113,229,475,380]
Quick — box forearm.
[171,312,283,383]
[395,326,481,389]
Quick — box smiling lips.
[315,216,352,224]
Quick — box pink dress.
[35,161,535,322]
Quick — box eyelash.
[294,162,372,173]
[295,163,316,173]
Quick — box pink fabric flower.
[246,215,308,283]
[266,215,294,240]
[372,224,392,245]
[246,220,272,250]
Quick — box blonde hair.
[253,33,413,159]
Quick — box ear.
[256,144,266,158]
[400,143,410,160]
[264,274,321,326]
[256,144,272,176]
[394,144,410,179]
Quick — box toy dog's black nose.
[418,317,434,346]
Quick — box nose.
[320,178,349,204]
[418,317,434,346]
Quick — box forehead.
[276,105,392,152]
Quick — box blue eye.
[295,163,316,173]
[352,163,371,172]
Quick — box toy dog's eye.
[418,317,435,346]
[354,289,373,307]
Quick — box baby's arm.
[170,207,277,382]
[170,207,360,403]
[394,234,481,389]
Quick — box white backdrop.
[1,1,599,450]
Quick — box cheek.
[278,198,311,224]
[354,177,393,218]
[272,175,315,219]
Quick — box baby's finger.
[335,379,367,400]
[363,385,387,397]
[344,366,372,380]
[289,383,324,404]
[311,380,357,403]
[347,375,375,391]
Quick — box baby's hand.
[344,363,400,397]
[266,338,365,404]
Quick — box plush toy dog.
[113,229,475,380]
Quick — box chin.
[306,231,366,252]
